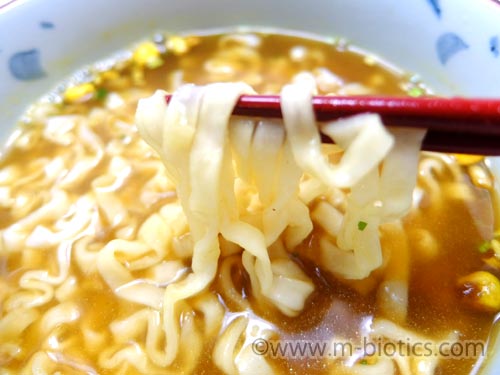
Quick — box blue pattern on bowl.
[427,0,442,18]
[436,32,469,65]
[39,21,54,29]
[490,36,499,57]
[7,20,54,81]
[8,48,46,80]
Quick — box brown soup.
[0,30,497,375]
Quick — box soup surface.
[0,30,498,375]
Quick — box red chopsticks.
[165,95,500,155]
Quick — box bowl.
[1,0,500,373]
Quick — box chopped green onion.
[360,359,368,365]
[479,241,491,254]
[408,86,424,97]
[95,87,108,101]
[358,221,368,231]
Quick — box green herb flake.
[360,359,368,365]
[479,241,491,254]
[408,86,424,97]
[358,221,368,231]
[95,88,108,101]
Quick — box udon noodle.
[0,30,498,375]
[134,74,427,372]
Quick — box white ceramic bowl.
[1,0,500,373]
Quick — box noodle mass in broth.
[0,30,498,375]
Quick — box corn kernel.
[468,164,493,190]
[96,70,120,84]
[167,36,189,55]
[63,83,96,103]
[166,36,199,56]
[457,271,500,313]
[452,153,484,166]
[133,42,162,68]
